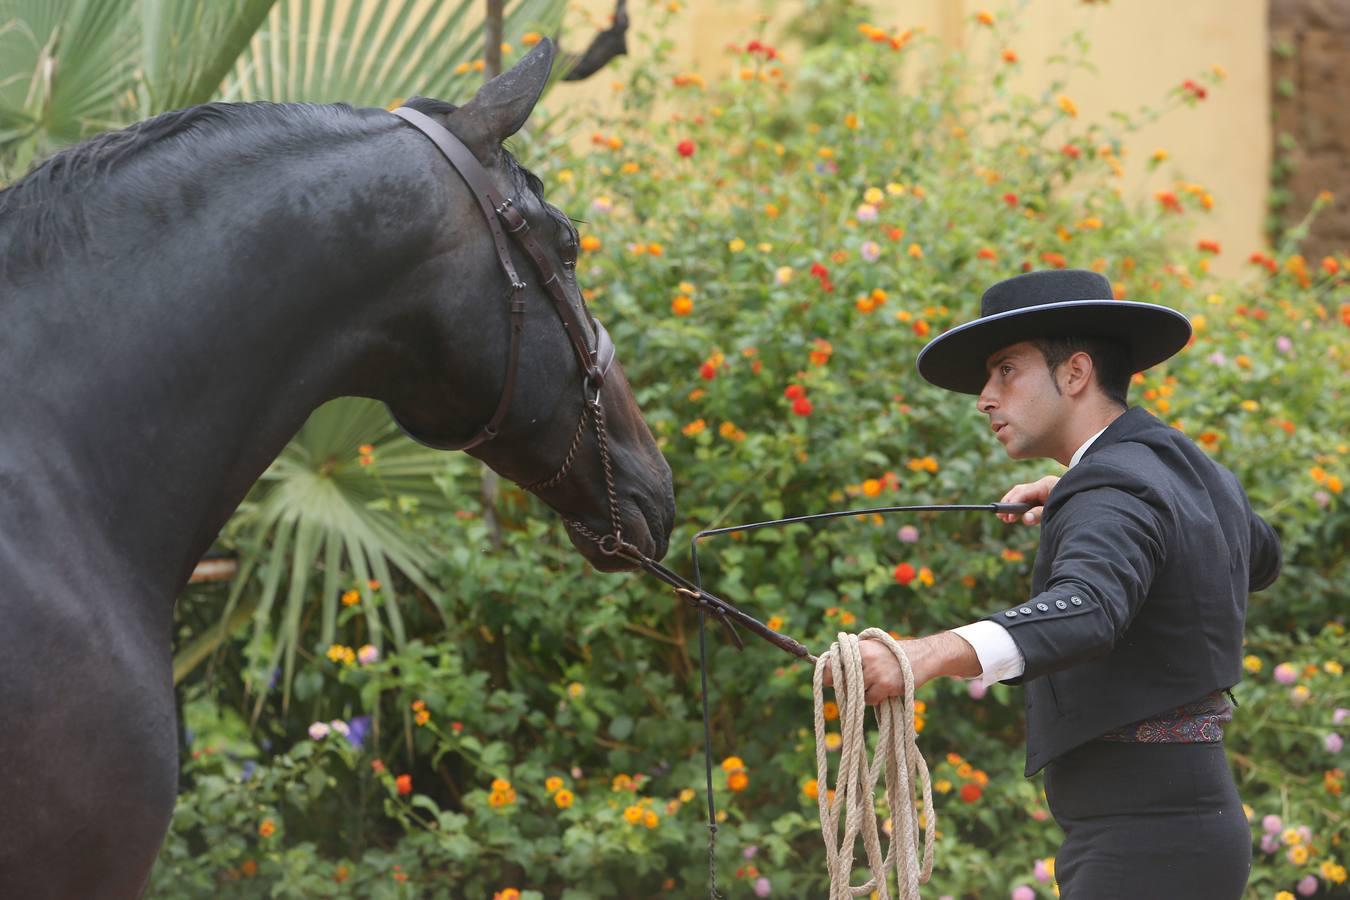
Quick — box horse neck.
[1,114,455,596]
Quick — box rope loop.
[813,628,935,900]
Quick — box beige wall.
[550,0,1270,276]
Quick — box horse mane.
[0,96,576,276]
[0,101,353,275]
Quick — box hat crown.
[980,269,1113,318]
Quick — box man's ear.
[1061,350,1096,397]
[449,38,556,162]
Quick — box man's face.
[976,341,1070,460]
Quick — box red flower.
[746,39,762,52]
[371,759,386,774]
[1002,192,1018,207]
[1182,79,1207,100]
[977,247,997,260]
[1196,239,1221,254]
[809,262,829,278]
[677,140,696,158]
[699,361,717,380]
[791,396,813,416]
[1060,143,1081,160]
[784,384,805,399]
[960,782,982,803]
[894,563,916,586]
[396,774,413,795]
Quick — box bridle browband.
[392,106,628,550]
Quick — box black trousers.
[1043,740,1251,899]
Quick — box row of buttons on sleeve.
[1004,596,1083,618]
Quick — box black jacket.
[982,407,1282,775]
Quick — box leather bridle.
[392,106,627,553]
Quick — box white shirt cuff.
[950,620,1026,688]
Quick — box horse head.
[380,40,673,571]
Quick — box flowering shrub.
[160,3,1347,897]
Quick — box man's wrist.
[915,631,982,682]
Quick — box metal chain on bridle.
[393,105,1031,899]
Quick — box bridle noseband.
[392,106,627,554]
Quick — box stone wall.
[1269,0,1350,256]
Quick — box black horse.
[0,40,673,897]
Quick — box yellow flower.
[934,779,952,794]
[918,567,935,587]
[679,788,696,803]
[824,732,842,751]
[1057,94,1078,117]
[1289,845,1310,865]
[414,708,430,726]
[1284,828,1303,846]
[721,756,745,773]
[340,589,360,607]
[567,682,584,698]
[643,809,660,828]
[1240,400,1259,412]
[728,238,746,252]
[907,243,924,259]
[554,789,574,809]
[1152,148,1168,162]
[1275,892,1295,900]
[863,187,885,205]
[1243,655,1262,673]
[546,776,564,793]
[1325,661,1343,675]
[258,818,276,838]
[623,805,644,824]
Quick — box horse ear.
[451,38,556,157]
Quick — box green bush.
[156,6,1348,898]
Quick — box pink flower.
[753,876,771,897]
[1297,875,1319,896]
[1259,833,1280,854]
[1033,858,1052,882]
[856,203,878,222]
[358,644,380,665]
[743,845,759,859]
[1274,662,1298,685]
[1207,351,1227,365]
[860,240,881,262]
[1326,733,1344,753]
[968,681,988,700]
[1315,490,1331,508]
[1011,886,1035,900]
[308,721,330,740]
[898,525,920,543]
[1333,707,1349,726]
[1262,814,1283,834]
[1276,336,1293,353]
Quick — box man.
[827,270,1281,898]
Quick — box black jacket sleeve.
[1248,513,1281,591]
[984,470,1171,683]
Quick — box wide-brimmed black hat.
[916,269,1192,395]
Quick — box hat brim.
[916,299,1192,395]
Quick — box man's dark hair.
[1032,336,1131,407]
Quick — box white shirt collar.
[1069,427,1108,469]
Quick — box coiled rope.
[812,629,935,899]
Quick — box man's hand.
[821,633,981,705]
[999,474,1060,525]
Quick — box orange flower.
[728,771,749,791]
[554,789,574,809]
[580,235,601,252]
[258,818,276,838]
[671,295,693,316]
[802,778,820,799]
[396,774,412,795]
[976,10,995,25]
[1001,48,1017,63]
